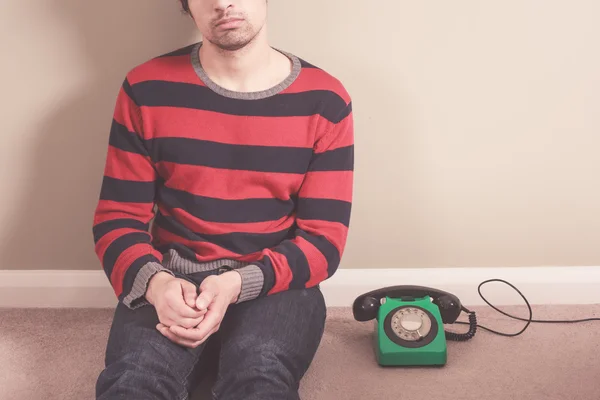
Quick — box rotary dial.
[390,307,432,342]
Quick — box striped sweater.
[92,42,354,309]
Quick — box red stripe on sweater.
[299,171,353,202]
[94,200,155,225]
[263,250,293,294]
[159,207,295,235]
[294,236,329,287]
[110,243,162,297]
[114,87,143,134]
[315,113,354,153]
[95,228,150,262]
[105,147,156,182]
[298,219,348,255]
[142,106,315,148]
[159,163,304,201]
[128,55,203,86]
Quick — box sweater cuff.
[122,261,174,309]
[235,264,264,303]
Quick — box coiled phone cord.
[445,311,477,341]
[449,278,600,338]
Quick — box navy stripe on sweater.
[147,137,314,173]
[154,212,295,255]
[132,81,348,123]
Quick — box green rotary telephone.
[353,286,477,366]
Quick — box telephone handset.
[353,285,465,323]
[353,285,477,366]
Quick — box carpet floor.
[1,304,599,399]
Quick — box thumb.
[180,280,198,308]
[196,279,218,310]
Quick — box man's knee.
[96,359,187,400]
[213,340,302,400]
[97,341,199,399]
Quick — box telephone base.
[375,343,447,366]
[374,296,448,367]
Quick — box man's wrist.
[146,271,174,305]
[220,271,242,304]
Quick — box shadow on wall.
[0,0,197,271]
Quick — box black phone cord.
[450,278,600,338]
[445,312,477,341]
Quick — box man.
[93,0,353,398]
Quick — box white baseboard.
[1,267,599,308]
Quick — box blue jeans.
[95,272,327,400]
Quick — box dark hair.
[179,0,190,13]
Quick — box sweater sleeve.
[234,98,354,302]
[92,77,173,309]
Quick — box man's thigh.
[212,286,327,400]
[96,301,208,400]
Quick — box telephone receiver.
[353,285,477,342]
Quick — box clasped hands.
[145,271,242,349]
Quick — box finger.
[194,325,220,346]
[157,315,175,327]
[165,291,206,319]
[197,278,220,310]
[176,315,205,329]
[157,324,202,348]
[168,323,219,345]
[158,304,205,330]
[180,280,198,308]
[159,311,205,330]
[155,306,199,332]
[169,324,204,342]
[193,300,227,339]
[158,323,202,348]
[167,300,207,319]
[169,298,224,342]
[196,290,215,311]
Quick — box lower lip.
[217,20,243,30]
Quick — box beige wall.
[1,0,599,271]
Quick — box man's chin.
[207,30,259,52]
[216,41,250,51]
[211,37,253,51]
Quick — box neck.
[199,30,282,93]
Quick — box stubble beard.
[207,23,262,52]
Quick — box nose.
[214,0,234,12]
